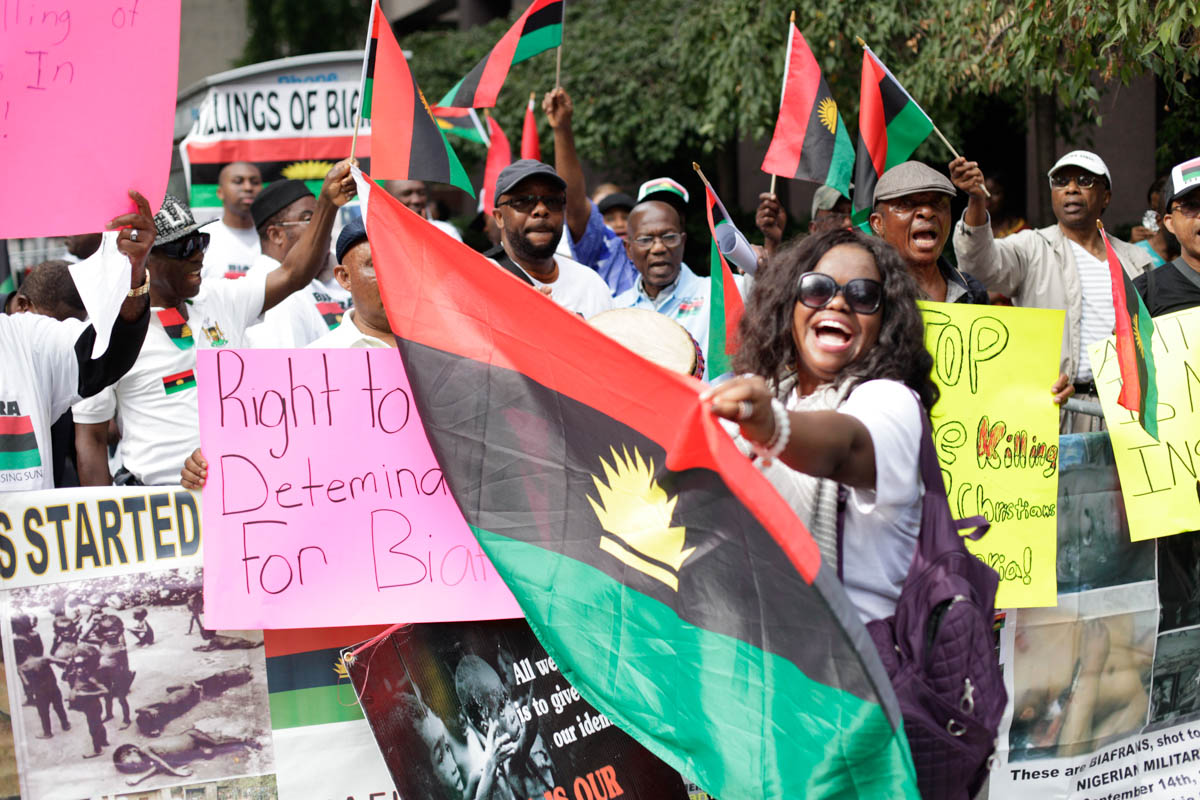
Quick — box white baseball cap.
[1048,150,1112,190]
[1167,156,1200,205]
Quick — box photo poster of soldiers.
[346,618,692,800]
[1,564,276,800]
[989,435,1200,799]
[0,641,18,799]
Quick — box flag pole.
[555,0,566,87]
[854,35,990,198]
[767,10,796,199]
[350,116,363,162]
[351,0,378,162]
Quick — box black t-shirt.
[1132,259,1200,317]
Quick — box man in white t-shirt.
[385,179,463,242]
[244,180,351,348]
[74,162,358,486]
[951,150,1153,431]
[0,193,154,492]
[200,162,263,282]
[487,160,613,319]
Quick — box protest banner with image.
[1088,306,1200,542]
[919,302,1065,607]
[195,348,522,629]
[347,619,691,800]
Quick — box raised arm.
[949,157,1029,298]
[262,159,358,313]
[543,88,590,242]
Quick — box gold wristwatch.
[127,272,150,297]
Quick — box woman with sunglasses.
[705,228,935,623]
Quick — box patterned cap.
[1167,156,1200,205]
[152,194,208,245]
[635,177,689,219]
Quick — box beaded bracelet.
[751,397,790,467]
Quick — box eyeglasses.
[632,232,683,248]
[1170,199,1200,219]
[155,232,210,260]
[1049,173,1103,189]
[497,195,566,213]
[797,272,883,315]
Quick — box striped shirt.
[1070,240,1115,382]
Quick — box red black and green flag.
[353,167,919,800]
[157,308,194,350]
[358,0,474,195]
[1101,223,1158,439]
[316,301,344,329]
[162,369,197,395]
[761,20,853,197]
[0,242,13,296]
[437,0,564,109]
[851,45,935,227]
[265,626,387,729]
[480,113,513,216]
[431,106,489,145]
[521,92,542,161]
[700,181,745,379]
[0,415,40,471]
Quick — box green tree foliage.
[240,0,371,66]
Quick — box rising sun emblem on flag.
[282,160,336,180]
[587,447,695,591]
[817,97,839,134]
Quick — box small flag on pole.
[851,43,934,227]
[358,0,474,195]
[438,0,564,109]
[693,167,746,379]
[480,113,513,216]
[1100,221,1158,440]
[761,17,853,198]
[521,93,541,161]
[431,106,490,145]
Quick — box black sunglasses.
[156,232,210,260]
[797,272,883,315]
[498,194,567,213]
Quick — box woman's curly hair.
[732,228,938,410]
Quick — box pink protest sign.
[196,348,521,629]
[0,0,180,237]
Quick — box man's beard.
[509,225,563,261]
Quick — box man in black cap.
[1135,156,1200,316]
[74,161,357,486]
[311,219,393,349]
[243,177,352,348]
[487,159,613,318]
[597,192,635,243]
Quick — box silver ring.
[130,229,139,242]
[738,400,754,421]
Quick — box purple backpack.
[838,406,1005,800]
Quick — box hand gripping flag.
[358,0,474,194]
[352,166,920,800]
[438,0,564,109]
[521,92,542,161]
[1100,221,1158,439]
[761,19,853,197]
[851,45,934,227]
[480,113,513,216]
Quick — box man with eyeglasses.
[1134,157,1200,316]
[487,159,613,319]
[951,150,1152,431]
[74,162,358,486]
[244,179,352,348]
[613,184,746,380]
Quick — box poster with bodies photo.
[3,567,274,800]
[348,619,690,800]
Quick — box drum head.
[589,308,703,378]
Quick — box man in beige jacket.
[950,151,1153,431]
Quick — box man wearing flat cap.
[1134,156,1200,316]
[243,177,352,348]
[75,161,358,486]
[488,158,613,319]
[310,219,393,349]
[870,161,989,305]
[951,151,1152,431]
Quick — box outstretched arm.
[543,88,590,243]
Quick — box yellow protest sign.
[1088,306,1200,541]
[919,302,1065,607]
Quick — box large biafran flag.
[852,45,934,225]
[438,0,563,109]
[761,22,853,197]
[359,0,473,195]
[352,167,919,799]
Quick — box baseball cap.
[152,195,214,245]
[1048,151,1112,189]
[873,162,956,205]
[335,217,368,263]
[597,192,636,215]
[635,177,689,220]
[1167,156,1200,205]
[251,179,315,229]
[494,159,567,200]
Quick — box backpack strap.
[484,244,536,287]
